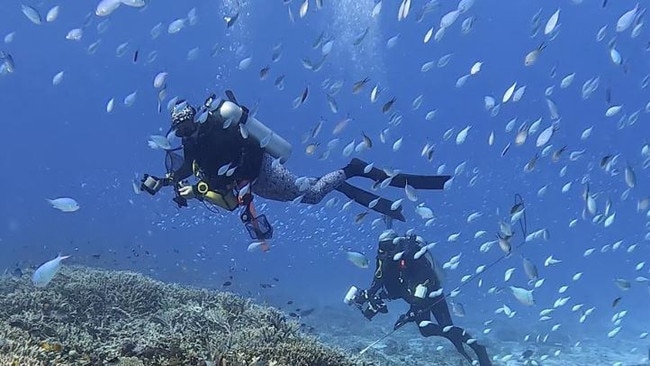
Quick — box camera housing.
[141,175,163,195]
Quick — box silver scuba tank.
[217,101,292,163]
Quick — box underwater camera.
[141,174,164,195]
[344,286,359,305]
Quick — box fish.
[510,286,535,306]
[382,98,396,113]
[299,0,308,18]
[404,182,418,202]
[47,198,80,212]
[524,42,546,66]
[545,8,560,35]
[624,165,636,188]
[326,94,338,113]
[96,0,122,16]
[497,234,512,255]
[168,19,185,34]
[355,211,369,223]
[451,301,465,317]
[153,72,168,89]
[346,251,369,268]
[353,27,369,46]
[259,65,271,80]
[522,257,539,280]
[225,12,239,28]
[616,4,639,33]
[612,296,622,308]
[0,51,15,74]
[21,4,43,24]
[305,143,319,155]
[352,77,370,94]
[361,132,373,148]
[45,5,59,22]
[32,254,70,287]
[300,86,309,104]
[614,278,631,290]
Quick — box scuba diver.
[345,230,492,366]
[140,91,451,247]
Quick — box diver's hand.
[394,311,417,330]
[354,289,370,305]
[361,295,387,320]
[178,185,196,199]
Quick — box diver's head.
[378,229,398,254]
[171,99,197,138]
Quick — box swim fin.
[336,182,405,222]
[344,158,451,190]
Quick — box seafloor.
[1,266,648,366]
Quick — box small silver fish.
[47,197,80,212]
[32,254,70,287]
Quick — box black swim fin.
[386,173,451,190]
[344,158,451,190]
[336,182,405,222]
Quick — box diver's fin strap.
[336,182,405,222]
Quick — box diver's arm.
[168,146,195,183]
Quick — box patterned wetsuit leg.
[252,153,346,204]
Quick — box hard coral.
[0,266,376,366]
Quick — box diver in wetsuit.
[347,230,492,366]
[141,92,451,241]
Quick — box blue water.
[2,0,650,363]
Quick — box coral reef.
[0,266,375,366]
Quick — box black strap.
[225,90,239,104]
[239,105,249,125]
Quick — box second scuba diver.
[141,91,451,247]
[345,230,492,366]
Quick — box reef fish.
[346,251,369,268]
[510,286,535,306]
[32,254,70,287]
[47,197,80,212]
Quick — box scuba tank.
[213,91,292,163]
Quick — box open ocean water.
[1,0,650,365]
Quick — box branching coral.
[0,266,375,366]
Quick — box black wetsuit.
[171,114,263,189]
[367,239,492,366]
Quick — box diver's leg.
[430,294,454,327]
[253,155,408,218]
[344,158,451,190]
[413,309,474,365]
[252,154,304,202]
[429,297,492,366]
[252,154,345,204]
